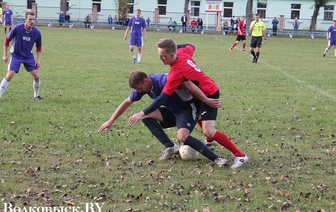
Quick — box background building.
[2,0,336,31]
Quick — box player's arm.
[143,27,147,42]
[177,44,195,50]
[98,97,134,132]
[123,26,131,40]
[263,24,267,42]
[3,36,10,62]
[128,92,170,126]
[180,81,222,108]
[249,21,255,31]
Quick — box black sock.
[142,118,174,148]
[251,51,256,58]
[256,52,260,59]
[184,136,218,161]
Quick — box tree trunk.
[60,0,67,13]
[184,0,190,14]
[245,0,253,30]
[309,5,320,32]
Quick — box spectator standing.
[293,18,300,36]
[197,17,203,33]
[249,13,267,64]
[272,17,279,36]
[181,13,187,32]
[222,20,229,35]
[2,4,13,34]
[323,20,336,57]
[123,9,147,64]
[190,18,197,33]
[230,16,235,33]
[0,11,42,100]
[58,11,65,26]
[146,17,151,26]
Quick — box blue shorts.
[9,56,37,73]
[129,35,143,47]
[328,39,336,46]
[159,103,198,132]
[4,20,12,26]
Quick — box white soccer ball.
[179,145,199,160]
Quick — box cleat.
[229,48,232,52]
[214,157,228,167]
[231,155,249,169]
[252,58,256,63]
[204,140,218,146]
[255,57,258,64]
[137,62,141,65]
[34,96,43,101]
[160,144,179,160]
[242,49,246,52]
[132,58,136,64]
[323,54,325,57]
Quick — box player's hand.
[128,112,144,126]
[123,35,127,40]
[144,37,147,42]
[205,98,222,108]
[264,39,267,44]
[2,55,8,63]
[35,60,41,68]
[98,121,112,132]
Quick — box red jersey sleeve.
[162,67,184,96]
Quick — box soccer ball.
[179,145,199,160]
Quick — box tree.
[310,0,331,32]
[245,0,254,31]
[114,0,133,17]
[183,0,190,14]
[60,0,67,14]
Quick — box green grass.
[0,27,336,211]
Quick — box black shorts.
[250,36,263,48]
[198,90,219,121]
[159,103,198,132]
[236,35,246,41]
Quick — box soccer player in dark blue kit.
[0,11,42,100]
[98,71,227,166]
[123,9,147,64]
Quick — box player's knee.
[177,133,190,143]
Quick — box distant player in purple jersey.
[123,9,147,64]
[323,20,336,57]
[0,11,42,100]
[2,4,13,35]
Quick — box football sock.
[138,53,142,62]
[184,136,218,161]
[323,48,328,55]
[130,51,136,59]
[212,131,244,157]
[334,48,336,57]
[0,78,9,98]
[231,43,237,48]
[243,43,246,49]
[251,50,256,58]
[33,80,40,98]
[256,52,260,59]
[4,28,6,34]
[142,118,174,148]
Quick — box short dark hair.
[129,71,147,88]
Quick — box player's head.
[157,38,177,65]
[254,14,259,21]
[5,4,9,9]
[135,9,141,18]
[333,20,336,26]
[25,11,36,28]
[129,71,151,92]
[240,16,245,21]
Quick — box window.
[223,2,233,18]
[291,4,301,19]
[127,0,134,14]
[191,1,200,17]
[27,0,35,9]
[158,0,167,15]
[257,3,267,19]
[92,0,101,13]
[324,5,334,21]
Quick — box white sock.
[33,80,40,98]
[324,48,329,55]
[130,51,136,59]
[0,78,9,98]
[334,49,336,57]
[138,53,142,62]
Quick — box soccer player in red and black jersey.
[230,16,246,52]
[128,38,249,169]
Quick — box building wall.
[6,0,336,31]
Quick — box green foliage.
[0,27,336,211]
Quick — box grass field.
[0,27,335,212]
